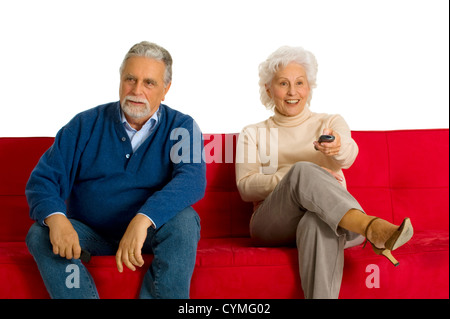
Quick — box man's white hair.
[120,41,173,87]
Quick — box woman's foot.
[364,217,414,266]
[364,217,399,249]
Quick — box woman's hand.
[320,166,344,185]
[313,128,341,156]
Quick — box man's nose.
[132,81,144,95]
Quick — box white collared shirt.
[121,108,159,152]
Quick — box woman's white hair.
[259,46,318,110]
[119,41,173,87]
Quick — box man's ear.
[162,82,172,101]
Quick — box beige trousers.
[250,161,364,299]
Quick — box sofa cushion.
[1,228,447,299]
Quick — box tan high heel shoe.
[363,217,414,266]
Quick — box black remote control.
[80,249,91,263]
[318,135,335,143]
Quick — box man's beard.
[121,96,151,120]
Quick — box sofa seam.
[385,132,396,223]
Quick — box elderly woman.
[235,46,413,299]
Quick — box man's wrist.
[44,213,68,228]
[135,213,155,229]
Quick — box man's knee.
[173,206,200,229]
[176,206,200,224]
[25,222,50,255]
[159,207,200,244]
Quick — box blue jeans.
[26,207,200,299]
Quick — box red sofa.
[0,129,448,299]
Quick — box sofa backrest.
[0,137,54,241]
[0,129,448,242]
[192,134,254,238]
[345,129,449,232]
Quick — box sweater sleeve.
[326,115,359,169]
[136,119,206,228]
[235,126,291,202]
[25,125,82,225]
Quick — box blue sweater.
[25,102,206,238]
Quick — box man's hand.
[313,128,341,156]
[45,214,81,260]
[116,214,152,273]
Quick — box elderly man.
[25,41,206,299]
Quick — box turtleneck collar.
[271,105,312,127]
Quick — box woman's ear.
[265,84,272,99]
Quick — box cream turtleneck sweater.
[235,105,358,204]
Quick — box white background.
[1,0,448,137]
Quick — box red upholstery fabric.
[0,130,448,299]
